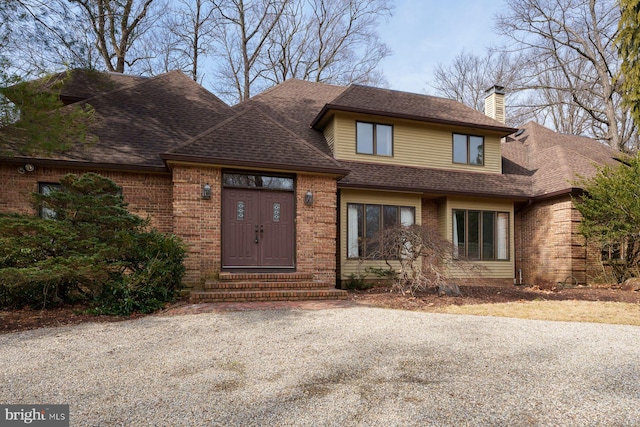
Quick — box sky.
[377,0,507,95]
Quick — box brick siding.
[0,164,173,232]
[515,195,602,286]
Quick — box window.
[453,210,509,260]
[602,243,624,263]
[356,122,393,156]
[453,133,484,165]
[38,183,61,219]
[223,172,294,190]
[348,203,414,259]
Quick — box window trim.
[452,209,510,261]
[347,203,415,259]
[356,121,394,157]
[452,133,485,166]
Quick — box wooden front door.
[222,187,295,268]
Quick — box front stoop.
[190,272,347,303]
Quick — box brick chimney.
[484,85,505,124]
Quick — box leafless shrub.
[366,224,481,296]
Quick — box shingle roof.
[7,71,233,170]
[238,79,348,155]
[337,160,532,199]
[164,105,348,174]
[311,84,518,135]
[3,69,146,105]
[501,121,620,197]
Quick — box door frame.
[221,170,297,271]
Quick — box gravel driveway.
[1,306,639,426]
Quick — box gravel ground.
[1,307,640,427]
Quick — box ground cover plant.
[0,173,186,315]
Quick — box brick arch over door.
[221,172,295,269]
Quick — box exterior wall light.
[304,190,313,206]
[202,183,211,200]
[17,164,35,174]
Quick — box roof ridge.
[164,104,248,154]
[250,104,344,168]
[64,71,173,107]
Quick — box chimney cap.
[485,85,505,95]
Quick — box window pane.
[453,134,467,164]
[467,211,480,260]
[482,211,495,260]
[400,207,415,226]
[376,124,393,156]
[347,204,363,258]
[469,136,484,165]
[223,173,293,190]
[39,183,61,219]
[453,210,465,259]
[357,122,374,154]
[383,205,398,228]
[365,205,381,257]
[497,213,509,260]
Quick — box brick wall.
[515,195,601,286]
[171,165,222,286]
[295,174,338,284]
[0,164,173,232]
[171,168,339,287]
[2,164,341,289]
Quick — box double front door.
[222,187,295,268]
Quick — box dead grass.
[435,300,640,326]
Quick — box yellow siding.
[441,197,515,279]
[323,118,335,152]
[332,113,503,174]
[340,189,422,280]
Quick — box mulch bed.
[2,285,639,334]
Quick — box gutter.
[161,153,350,177]
[311,104,518,136]
[0,157,170,174]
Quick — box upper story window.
[38,183,61,219]
[356,122,393,156]
[453,133,484,165]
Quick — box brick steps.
[190,272,347,303]
[190,289,347,303]
[203,281,333,290]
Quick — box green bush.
[0,173,186,314]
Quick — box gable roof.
[311,84,518,135]
[502,121,620,197]
[6,71,233,170]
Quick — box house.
[0,71,620,301]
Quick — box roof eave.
[337,181,530,201]
[0,156,170,173]
[161,153,349,177]
[311,105,518,136]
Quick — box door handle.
[254,225,259,243]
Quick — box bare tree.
[137,0,219,82]
[430,50,524,124]
[3,1,100,76]
[496,0,634,150]
[211,0,290,102]
[69,0,161,73]
[261,0,391,87]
